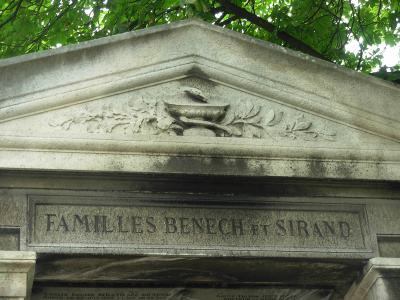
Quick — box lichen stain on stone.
[335,161,356,179]
[0,190,21,225]
[153,156,251,176]
[307,158,327,178]
[287,161,303,178]
[247,160,272,176]
[106,157,126,172]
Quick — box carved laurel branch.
[283,114,336,141]
[220,101,283,138]
[49,102,177,135]
[50,100,336,141]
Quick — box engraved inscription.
[28,196,371,256]
[44,213,351,240]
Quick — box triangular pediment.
[1,20,399,180]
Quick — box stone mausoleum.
[0,20,399,300]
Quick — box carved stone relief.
[50,87,336,141]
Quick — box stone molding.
[0,134,399,180]
[345,257,400,300]
[0,251,36,300]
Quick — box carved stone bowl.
[164,101,229,122]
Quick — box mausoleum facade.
[0,20,399,299]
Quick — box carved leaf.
[245,104,261,119]
[49,118,72,130]
[293,121,312,131]
[234,103,244,119]
[267,111,283,126]
[244,101,254,117]
[61,120,73,130]
[72,114,92,124]
[322,129,337,136]
[321,135,335,141]
[264,109,275,125]
[249,115,262,124]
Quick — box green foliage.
[1,0,399,80]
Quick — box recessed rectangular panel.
[27,195,373,258]
[377,235,400,257]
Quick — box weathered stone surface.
[0,20,399,180]
[0,228,20,251]
[27,194,372,258]
[0,251,36,299]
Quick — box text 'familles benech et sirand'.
[44,214,351,238]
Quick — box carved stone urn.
[164,101,229,137]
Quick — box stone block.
[0,251,36,299]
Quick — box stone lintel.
[0,251,36,300]
[345,257,400,300]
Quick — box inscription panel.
[28,195,372,257]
